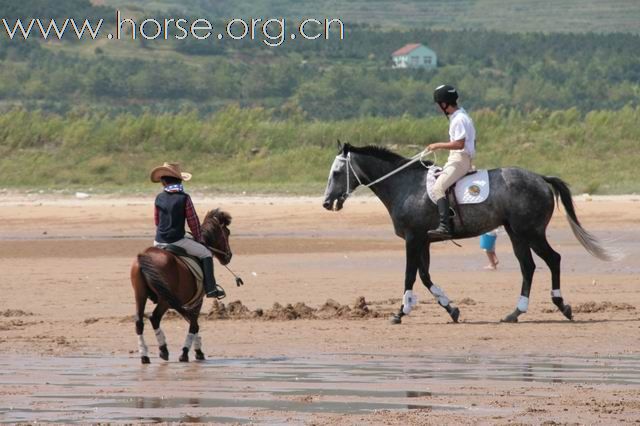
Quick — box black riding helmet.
[433,84,458,105]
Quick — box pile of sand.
[0,309,33,317]
[543,301,636,314]
[573,301,635,313]
[206,297,380,321]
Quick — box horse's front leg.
[418,244,459,323]
[391,235,423,325]
[179,310,204,362]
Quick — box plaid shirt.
[154,194,202,243]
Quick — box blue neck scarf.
[164,184,184,193]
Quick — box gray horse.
[323,142,614,324]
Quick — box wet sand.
[1,194,639,424]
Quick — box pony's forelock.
[205,208,232,227]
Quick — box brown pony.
[130,209,233,364]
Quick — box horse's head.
[201,209,233,265]
[323,141,358,211]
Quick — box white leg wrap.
[517,296,529,312]
[402,290,418,315]
[429,284,450,307]
[551,289,562,298]
[154,328,166,347]
[193,334,202,351]
[183,333,195,350]
[138,335,148,357]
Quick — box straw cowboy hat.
[150,162,193,183]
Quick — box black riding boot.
[428,197,453,238]
[202,257,224,299]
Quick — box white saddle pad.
[427,168,490,204]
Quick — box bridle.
[205,218,231,259]
[203,217,245,287]
[336,149,434,199]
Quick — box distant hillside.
[1,1,638,117]
[103,0,640,34]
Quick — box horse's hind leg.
[134,294,150,364]
[502,229,536,323]
[530,237,572,320]
[418,245,459,323]
[150,303,170,361]
[179,313,201,362]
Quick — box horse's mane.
[345,144,433,168]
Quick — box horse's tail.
[137,254,188,317]
[542,176,618,261]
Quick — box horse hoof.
[179,354,189,362]
[501,314,519,323]
[141,356,150,364]
[449,307,460,323]
[501,308,523,323]
[390,314,402,325]
[562,304,573,321]
[159,345,169,361]
[195,349,205,361]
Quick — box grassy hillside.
[103,0,640,34]
[1,2,639,117]
[0,106,638,194]
[1,1,638,193]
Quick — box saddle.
[161,245,205,310]
[426,168,491,228]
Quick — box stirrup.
[428,225,453,240]
[206,284,226,300]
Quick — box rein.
[340,149,433,197]
[203,219,244,287]
[338,149,461,248]
[204,218,231,259]
[204,242,244,287]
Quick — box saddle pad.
[427,167,490,204]
[175,256,204,311]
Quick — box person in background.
[480,229,499,270]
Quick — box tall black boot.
[202,257,225,299]
[428,197,453,238]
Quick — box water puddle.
[1,353,639,423]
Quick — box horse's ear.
[338,140,350,156]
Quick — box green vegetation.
[1,1,640,117]
[0,1,638,193]
[103,0,640,34]
[1,25,639,118]
[0,106,638,194]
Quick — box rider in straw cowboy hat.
[150,162,223,298]
[427,84,476,238]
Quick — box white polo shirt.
[448,108,476,158]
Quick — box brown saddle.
[160,245,205,310]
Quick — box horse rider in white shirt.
[427,84,476,239]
